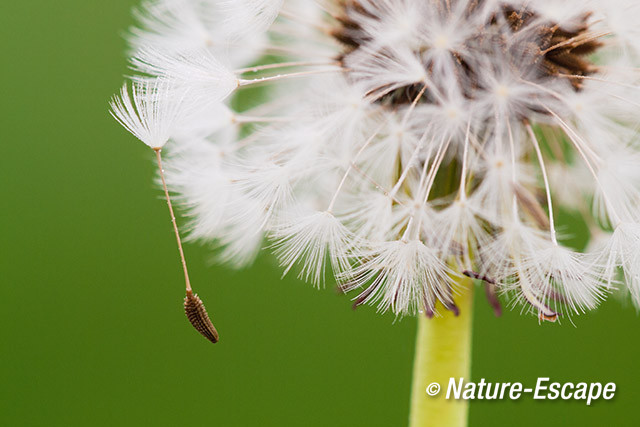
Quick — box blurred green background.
[2,1,639,426]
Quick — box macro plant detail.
[110,0,640,425]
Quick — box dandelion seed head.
[112,0,640,320]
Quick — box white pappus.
[111,0,640,322]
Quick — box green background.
[2,1,639,426]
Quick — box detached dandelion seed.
[110,79,219,343]
[110,0,640,424]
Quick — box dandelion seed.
[110,77,219,343]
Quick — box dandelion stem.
[505,116,520,220]
[421,136,452,206]
[238,68,345,87]
[409,276,474,427]
[154,148,192,293]
[543,105,623,226]
[390,129,433,198]
[525,123,558,245]
[401,84,428,127]
[326,122,386,213]
[457,120,472,201]
[557,74,640,91]
[233,115,294,124]
[235,60,340,74]
[275,10,333,33]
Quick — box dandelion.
[111,0,640,424]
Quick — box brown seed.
[332,1,603,106]
[184,291,219,343]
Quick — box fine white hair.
[111,0,640,320]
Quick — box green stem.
[408,278,474,427]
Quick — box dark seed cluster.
[332,0,602,105]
